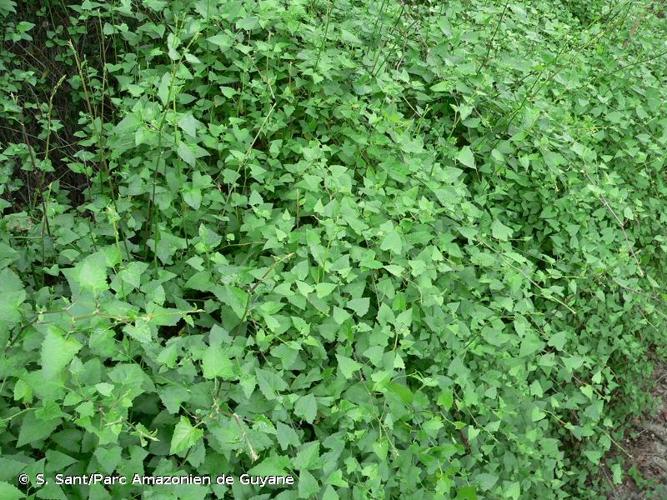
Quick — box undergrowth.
[1,0,667,498]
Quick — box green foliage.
[1,0,667,498]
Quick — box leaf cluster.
[1,1,667,499]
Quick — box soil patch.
[607,364,667,499]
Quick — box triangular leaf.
[202,345,235,379]
[41,326,82,378]
[294,394,317,424]
[380,230,403,254]
[0,481,25,499]
[491,219,513,241]
[336,354,362,379]
[346,297,370,316]
[456,146,476,169]
[170,416,203,455]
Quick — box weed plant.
[1,1,667,498]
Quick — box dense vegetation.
[1,0,667,498]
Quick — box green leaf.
[247,454,290,475]
[380,230,403,255]
[547,331,568,351]
[530,407,547,422]
[505,482,521,499]
[456,146,476,169]
[94,446,122,473]
[95,382,114,396]
[218,285,249,321]
[74,253,108,293]
[170,416,203,455]
[123,319,152,344]
[519,333,544,357]
[386,382,413,404]
[336,354,362,379]
[160,386,190,414]
[384,264,404,276]
[158,72,172,106]
[41,326,82,378]
[45,449,78,471]
[294,394,317,424]
[563,355,585,372]
[476,472,498,491]
[346,297,370,316]
[296,280,314,296]
[201,345,235,379]
[325,469,348,487]
[207,34,232,50]
[430,81,451,92]
[491,219,513,241]
[256,367,288,400]
[0,481,25,499]
[315,282,337,298]
[437,389,454,410]
[332,307,351,325]
[114,261,148,290]
[183,186,202,209]
[236,16,259,30]
[611,463,623,485]
[298,470,320,498]
[395,308,412,329]
[293,441,320,470]
[178,141,197,167]
[17,411,61,447]
[584,449,602,464]
[377,303,394,324]
[456,485,478,500]
[0,268,23,292]
[178,113,198,137]
[0,289,25,334]
[322,485,338,500]
[276,422,300,450]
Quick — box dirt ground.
[607,364,667,499]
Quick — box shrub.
[1,1,666,498]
